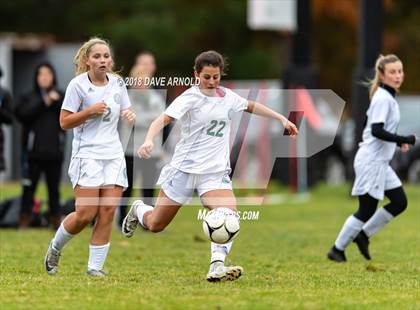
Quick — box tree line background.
[1,0,419,109]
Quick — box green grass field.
[0,183,419,309]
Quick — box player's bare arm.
[138,113,174,159]
[59,102,108,129]
[246,100,299,137]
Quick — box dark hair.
[34,61,57,92]
[194,50,226,74]
[136,50,154,59]
[133,50,155,68]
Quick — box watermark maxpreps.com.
[197,209,260,221]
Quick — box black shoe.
[327,246,347,262]
[353,230,371,260]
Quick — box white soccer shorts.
[157,165,232,204]
[68,157,128,189]
[351,160,402,201]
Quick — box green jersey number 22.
[207,120,226,137]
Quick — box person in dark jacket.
[0,66,13,174]
[15,62,65,229]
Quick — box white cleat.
[44,242,61,275]
[86,269,107,277]
[122,200,141,237]
[206,261,243,282]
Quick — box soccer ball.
[202,208,240,244]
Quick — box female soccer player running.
[122,50,298,282]
[327,54,416,262]
[44,37,135,276]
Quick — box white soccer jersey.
[358,86,400,162]
[164,86,248,174]
[62,72,131,159]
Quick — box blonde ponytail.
[367,54,401,99]
[73,37,113,76]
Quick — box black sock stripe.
[210,260,224,265]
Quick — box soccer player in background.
[328,54,416,262]
[122,50,298,282]
[44,37,136,276]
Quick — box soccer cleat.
[327,246,347,263]
[44,242,61,275]
[86,269,107,277]
[353,230,371,260]
[206,261,243,282]
[122,201,140,237]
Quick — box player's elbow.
[60,118,71,130]
[59,111,73,130]
[245,100,255,113]
[163,114,174,126]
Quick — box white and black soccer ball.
[202,207,240,244]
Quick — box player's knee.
[353,207,376,222]
[397,196,408,213]
[149,227,164,233]
[390,198,407,216]
[75,211,96,226]
[147,221,166,233]
[98,207,117,220]
[400,191,407,206]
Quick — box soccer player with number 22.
[122,50,298,282]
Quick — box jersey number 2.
[207,120,226,137]
[103,107,111,122]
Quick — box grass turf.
[0,183,419,309]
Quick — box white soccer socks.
[334,215,364,251]
[51,223,75,251]
[135,201,154,229]
[362,208,394,238]
[210,241,233,264]
[88,243,110,271]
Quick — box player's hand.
[120,108,136,124]
[89,102,108,117]
[138,140,154,159]
[401,143,409,152]
[284,121,299,137]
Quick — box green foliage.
[0,0,282,79]
[0,1,419,100]
[383,1,420,93]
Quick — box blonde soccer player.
[122,50,298,282]
[327,54,416,262]
[44,37,136,276]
